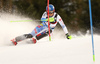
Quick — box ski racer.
[11,4,72,45]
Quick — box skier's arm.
[57,15,72,39]
[57,15,68,34]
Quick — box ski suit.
[30,11,68,37]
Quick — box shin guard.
[36,30,52,40]
[15,34,33,42]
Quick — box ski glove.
[66,33,72,39]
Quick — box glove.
[66,33,72,39]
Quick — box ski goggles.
[49,11,54,14]
[47,11,54,14]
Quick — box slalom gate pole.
[88,0,95,62]
[47,0,51,41]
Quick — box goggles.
[49,11,54,14]
[47,11,54,14]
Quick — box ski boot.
[11,39,17,45]
[31,38,36,44]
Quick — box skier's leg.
[15,34,33,42]
[11,34,33,45]
[30,23,48,37]
[36,29,52,40]
[30,23,48,36]
[11,23,48,45]
[30,23,52,40]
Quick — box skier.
[11,4,72,45]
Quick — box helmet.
[46,4,55,12]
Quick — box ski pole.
[88,0,95,62]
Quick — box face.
[47,11,54,17]
[49,12,54,17]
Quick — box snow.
[0,13,100,64]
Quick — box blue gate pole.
[88,0,95,62]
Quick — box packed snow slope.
[0,13,100,64]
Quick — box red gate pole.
[47,0,51,41]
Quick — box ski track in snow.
[0,13,100,64]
